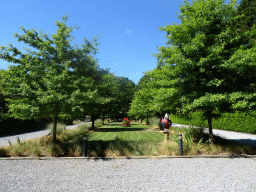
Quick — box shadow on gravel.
[228,139,256,149]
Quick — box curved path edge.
[0,122,88,147]
[171,123,256,148]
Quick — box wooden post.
[164,132,169,142]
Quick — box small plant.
[73,119,82,125]
[95,119,103,128]
[8,140,12,146]
[47,121,67,135]
[17,137,21,145]
[148,116,160,128]
[33,147,41,157]
[121,117,131,126]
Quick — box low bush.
[46,122,67,135]
[94,119,103,128]
[148,116,161,129]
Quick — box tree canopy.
[129,0,256,143]
[0,13,105,142]
[0,13,136,135]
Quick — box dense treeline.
[128,0,256,143]
[0,14,135,141]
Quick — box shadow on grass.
[96,127,148,132]
[100,123,124,126]
[87,139,160,158]
[101,123,148,127]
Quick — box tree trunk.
[146,117,149,125]
[141,118,143,123]
[91,115,95,130]
[159,116,162,130]
[207,109,213,144]
[53,113,58,143]
[102,117,105,125]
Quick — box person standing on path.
[161,113,172,133]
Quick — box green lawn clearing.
[1,120,255,158]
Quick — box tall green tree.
[135,74,152,92]
[145,65,179,117]
[128,74,154,124]
[114,76,136,119]
[0,69,11,121]
[0,13,101,143]
[152,0,256,143]
[229,0,256,48]
[128,88,154,124]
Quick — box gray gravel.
[0,122,88,147]
[0,158,255,191]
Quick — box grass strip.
[0,120,255,158]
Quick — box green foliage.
[172,110,256,134]
[145,65,179,115]
[146,0,256,143]
[94,119,103,128]
[128,88,154,120]
[148,116,161,129]
[228,0,256,48]
[0,13,104,142]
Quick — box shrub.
[95,119,103,128]
[148,116,161,129]
[46,121,67,135]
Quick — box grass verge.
[0,120,255,157]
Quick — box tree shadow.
[87,139,157,158]
[103,123,145,127]
[200,133,256,155]
[102,124,123,126]
[96,127,148,132]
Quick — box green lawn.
[86,121,173,157]
[88,122,163,142]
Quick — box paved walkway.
[171,123,256,148]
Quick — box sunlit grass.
[0,119,255,158]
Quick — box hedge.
[171,110,256,134]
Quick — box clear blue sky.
[0,0,241,85]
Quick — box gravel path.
[0,122,89,147]
[0,158,255,191]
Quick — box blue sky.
[0,0,241,85]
